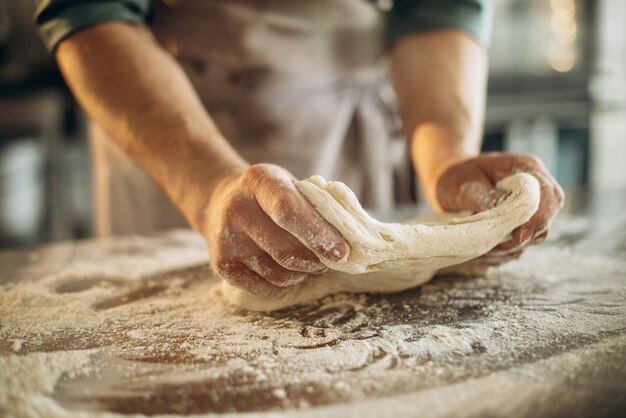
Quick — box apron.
[91,0,414,236]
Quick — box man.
[35,0,564,298]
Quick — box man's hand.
[204,164,350,297]
[435,153,565,264]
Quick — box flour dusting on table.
[1,221,625,417]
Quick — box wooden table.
[1,198,625,418]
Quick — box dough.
[222,173,540,311]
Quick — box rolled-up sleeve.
[34,0,155,51]
[388,0,493,47]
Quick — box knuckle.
[241,165,275,190]
[521,153,543,167]
[213,258,239,279]
[242,163,282,186]
[555,185,566,203]
[223,195,249,220]
[242,164,267,183]
[210,227,239,259]
[272,196,297,223]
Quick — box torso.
[92,0,412,236]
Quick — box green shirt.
[34,0,492,52]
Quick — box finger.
[475,248,525,266]
[249,166,350,261]
[491,221,548,254]
[509,170,562,246]
[481,156,563,247]
[234,235,309,287]
[490,227,531,255]
[490,235,532,254]
[490,211,549,254]
[440,154,563,250]
[235,202,327,274]
[533,230,549,243]
[215,260,286,298]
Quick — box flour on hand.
[222,173,541,311]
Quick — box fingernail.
[327,241,350,262]
[534,230,549,243]
[518,228,532,244]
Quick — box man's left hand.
[435,152,565,265]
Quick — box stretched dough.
[222,173,540,311]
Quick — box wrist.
[428,154,469,184]
[182,161,248,232]
[410,124,479,211]
[422,155,470,212]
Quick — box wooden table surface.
[1,195,625,418]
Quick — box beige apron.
[91,0,413,236]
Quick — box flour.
[0,284,102,336]
[0,350,95,418]
[1,218,624,417]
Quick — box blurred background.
[0,0,625,248]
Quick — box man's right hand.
[204,164,351,298]
[53,24,349,297]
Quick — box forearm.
[55,22,248,229]
[390,30,487,210]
